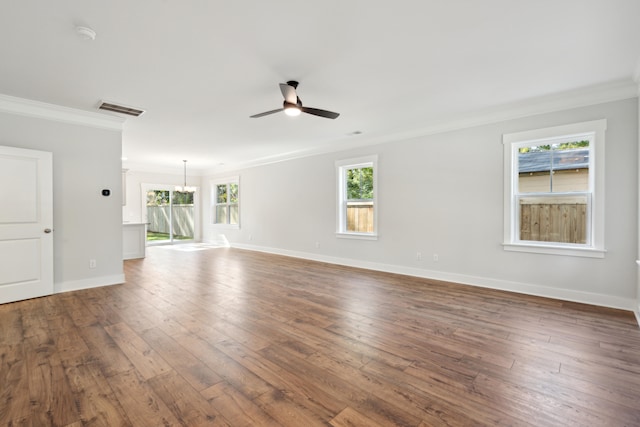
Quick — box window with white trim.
[503,119,606,257]
[212,177,239,227]
[336,155,378,239]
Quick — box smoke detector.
[76,26,96,40]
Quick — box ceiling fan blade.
[250,108,284,118]
[301,106,340,119]
[279,83,297,104]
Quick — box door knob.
[44,228,52,233]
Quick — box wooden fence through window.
[347,202,374,233]
[519,197,587,244]
[147,205,194,238]
[346,200,586,243]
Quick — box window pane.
[147,190,170,206]
[518,170,551,193]
[346,167,373,200]
[216,184,228,203]
[229,183,239,203]
[518,142,589,193]
[216,205,228,224]
[172,191,194,240]
[172,190,194,205]
[146,190,170,242]
[346,201,374,232]
[550,147,589,192]
[519,195,588,244]
[172,204,194,240]
[230,204,239,225]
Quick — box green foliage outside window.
[147,190,193,206]
[216,183,237,204]
[229,183,238,203]
[147,190,170,206]
[173,191,194,205]
[346,167,373,200]
[216,184,227,203]
[518,140,589,153]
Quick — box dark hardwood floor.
[2,246,640,426]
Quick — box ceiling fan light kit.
[284,104,301,116]
[251,81,339,120]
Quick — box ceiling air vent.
[98,101,145,117]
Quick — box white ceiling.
[1,1,639,174]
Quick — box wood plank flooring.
[2,246,640,426]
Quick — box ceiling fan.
[250,81,340,119]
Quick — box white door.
[0,146,53,304]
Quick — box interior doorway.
[143,184,197,244]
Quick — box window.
[503,119,606,257]
[212,177,239,227]
[336,155,378,239]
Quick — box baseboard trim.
[232,243,636,312]
[55,273,125,294]
[635,309,640,328]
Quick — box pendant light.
[176,160,196,192]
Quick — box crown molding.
[122,161,207,176]
[361,78,638,147]
[0,94,125,131]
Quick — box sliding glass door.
[145,186,196,244]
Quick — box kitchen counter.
[123,222,146,260]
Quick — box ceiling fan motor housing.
[250,81,339,119]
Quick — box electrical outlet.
[433,254,439,262]
[315,241,320,248]
[89,259,97,269]
[416,252,422,260]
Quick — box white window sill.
[336,232,378,241]
[212,223,240,230]
[503,242,605,258]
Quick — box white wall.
[637,86,640,322]
[0,109,124,292]
[123,170,203,241]
[204,98,639,311]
